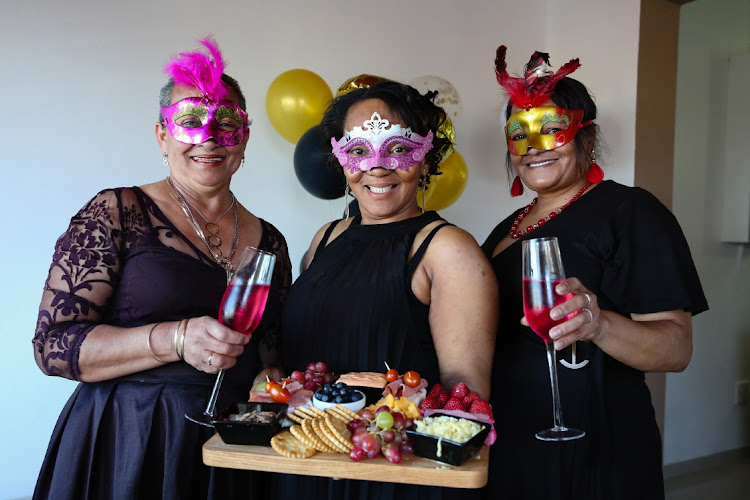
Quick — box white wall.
[0,1,641,497]
[665,0,750,465]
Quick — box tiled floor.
[665,454,750,500]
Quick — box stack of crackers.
[270,404,360,459]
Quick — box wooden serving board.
[203,434,489,488]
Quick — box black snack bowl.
[405,414,490,466]
[212,402,288,446]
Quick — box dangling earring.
[240,157,245,168]
[587,150,604,183]
[511,175,524,197]
[162,154,169,167]
[420,175,428,214]
[344,185,351,220]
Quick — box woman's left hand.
[521,277,602,351]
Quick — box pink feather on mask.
[164,36,228,102]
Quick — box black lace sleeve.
[257,219,292,362]
[33,190,125,380]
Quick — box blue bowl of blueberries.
[312,382,367,413]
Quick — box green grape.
[375,410,394,430]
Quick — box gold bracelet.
[179,319,190,360]
[146,323,168,363]
[172,320,184,360]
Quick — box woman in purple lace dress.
[32,38,291,500]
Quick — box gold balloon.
[335,74,389,97]
[266,69,333,144]
[417,151,468,211]
[436,115,455,162]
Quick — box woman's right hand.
[182,316,250,374]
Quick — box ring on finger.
[207,353,214,366]
[581,307,594,324]
[581,292,592,308]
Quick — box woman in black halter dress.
[274,81,498,500]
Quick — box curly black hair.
[321,81,452,182]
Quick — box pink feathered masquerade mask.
[161,37,249,147]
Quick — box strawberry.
[463,392,479,407]
[426,383,450,407]
[442,397,467,411]
[451,382,470,400]
[469,399,494,418]
[419,397,444,410]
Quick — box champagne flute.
[185,246,276,427]
[522,237,585,441]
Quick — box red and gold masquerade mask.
[494,45,591,156]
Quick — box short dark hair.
[504,77,600,181]
[321,81,452,181]
[158,73,247,123]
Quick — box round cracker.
[313,417,348,453]
[270,430,316,459]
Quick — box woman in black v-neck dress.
[274,81,498,500]
[481,46,707,500]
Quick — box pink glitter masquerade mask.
[161,36,249,146]
[331,112,433,173]
[161,97,248,146]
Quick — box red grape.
[392,412,406,429]
[349,447,366,462]
[399,441,414,455]
[303,380,318,391]
[405,418,414,429]
[315,361,328,373]
[306,362,317,372]
[374,405,390,414]
[393,434,403,446]
[312,375,324,385]
[323,372,336,384]
[381,429,395,443]
[361,434,377,452]
[383,446,402,464]
[360,409,375,421]
[304,370,314,381]
[347,420,365,432]
[290,370,304,382]
[366,447,381,459]
[351,432,368,447]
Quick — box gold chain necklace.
[166,177,239,282]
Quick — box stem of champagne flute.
[544,339,566,431]
[204,369,225,417]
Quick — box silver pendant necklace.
[166,177,239,283]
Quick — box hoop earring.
[162,154,169,167]
[344,185,351,220]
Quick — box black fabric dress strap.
[314,219,344,257]
[407,221,453,276]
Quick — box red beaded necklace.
[509,183,592,239]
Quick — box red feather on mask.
[494,45,581,110]
[164,36,228,102]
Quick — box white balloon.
[409,75,463,121]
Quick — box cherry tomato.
[385,368,399,383]
[403,370,421,388]
[265,381,281,393]
[270,385,291,403]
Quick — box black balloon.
[293,125,346,200]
